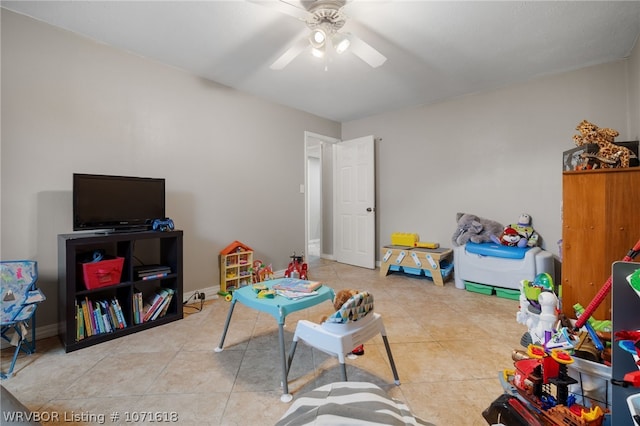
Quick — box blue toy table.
[215,279,335,402]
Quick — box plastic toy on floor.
[485,345,608,426]
[284,252,308,280]
[516,273,613,365]
[573,303,612,333]
[252,260,274,283]
[516,273,559,348]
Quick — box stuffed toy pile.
[491,213,539,248]
[572,119,631,168]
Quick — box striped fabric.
[325,292,374,324]
[275,382,434,426]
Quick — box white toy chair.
[286,291,400,384]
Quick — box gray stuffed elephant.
[451,213,504,247]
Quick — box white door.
[334,135,376,269]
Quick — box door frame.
[304,131,339,261]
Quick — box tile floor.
[1,257,526,425]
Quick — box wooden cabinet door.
[562,169,640,319]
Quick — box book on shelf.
[80,299,92,337]
[157,297,172,318]
[106,300,118,330]
[84,297,96,336]
[76,303,85,340]
[137,292,143,318]
[142,293,161,323]
[75,286,175,340]
[133,292,143,325]
[93,305,104,334]
[141,272,169,281]
[100,300,116,332]
[151,288,174,321]
[136,292,144,324]
[112,297,127,328]
[271,278,322,293]
[76,296,127,340]
[142,288,172,322]
[134,265,171,280]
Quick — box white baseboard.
[182,271,287,302]
[2,275,296,349]
[182,286,220,303]
[0,323,58,349]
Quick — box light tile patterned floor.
[1,258,525,425]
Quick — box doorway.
[304,132,377,269]
[305,132,338,262]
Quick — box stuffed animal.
[322,289,364,355]
[491,213,539,248]
[333,289,359,311]
[321,289,359,323]
[572,119,631,168]
[495,226,523,247]
[451,213,504,247]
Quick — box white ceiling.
[3,1,640,122]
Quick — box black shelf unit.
[58,230,183,352]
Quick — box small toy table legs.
[215,281,334,402]
[214,299,294,402]
[214,299,236,354]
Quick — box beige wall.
[1,10,340,329]
[628,34,640,139]
[2,8,638,333]
[342,58,636,260]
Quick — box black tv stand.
[58,230,183,352]
[95,226,150,234]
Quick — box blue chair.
[1,261,44,379]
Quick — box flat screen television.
[73,173,165,232]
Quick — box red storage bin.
[81,257,124,290]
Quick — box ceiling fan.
[261,0,387,70]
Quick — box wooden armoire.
[561,168,640,320]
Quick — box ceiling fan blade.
[270,36,309,70]
[348,33,387,68]
[250,0,310,20]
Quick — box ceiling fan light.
[311,46,325,58]
[333,33,351,54]
[309,28,326,49]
